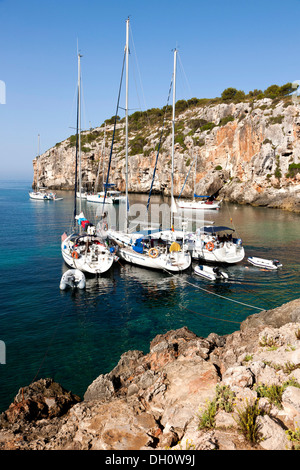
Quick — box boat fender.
[148,248,159,258]
[206,241,214,252]
[72,251,79,259]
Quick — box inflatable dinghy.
[247,257,282,270]
[194,265,229,280]
[60,269,86,290]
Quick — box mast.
[194,151,197,201]
[36,133,40,191]
[125,17,129,233]
[103,124,106,189]
[78,51,82,214]
[171,48,177,229]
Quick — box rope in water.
[118,255,265,327]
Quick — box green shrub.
[219,115,235,126]
[235,399,263,444]
[175,133,186,149]
[198,399,217,430]
[201,122,216,132]
[268,115,284,125]
[255,384,284,408]
[129,135,147,155]
[264,84,280,99]
[286,428,300,450]
[198,385,235,429]
[286,162,300,178]
[221,87,245,103]
[188,118,208,132]
[105,115,120,125]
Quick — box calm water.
[0,180,300,413]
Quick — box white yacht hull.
[61,233,115,274]
[86,193,114,204]
[154,228,244,265]
[29,192,47,200]
[177,200,220,210]
[108,229,191,272]
[29,191,62,201]
[76,192,88,199]
[118,246,191,272]
[192,242,245,264]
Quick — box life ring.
[148,248,159,258]
[72,250,79,259]
[206,242,214,252]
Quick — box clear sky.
[1,0,300,180]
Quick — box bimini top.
[200,226,235,233]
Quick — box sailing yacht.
[149,50,244,265]
[177,197,220,210]
[29,135,60,200]
[87,126,125,204]
[188,225,245,264]
[61,52,115,275]
[107,19,191,273]
[177,152,220,210]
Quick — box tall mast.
[171,48,177,229]
[36,133,40,191]
[193,151,197,200]
[103,124,106,189]
[78,51,82,214]
[125,17,129,233]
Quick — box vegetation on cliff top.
[100,82,294,131]
[58,81,294,159]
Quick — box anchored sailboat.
[29,135,61,200]
[177,150,220,210]
[61,51,116,275]
[87,125,125,204]
[150,50,244,265]
[107,20,191,273]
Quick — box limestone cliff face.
[32,96,300,211]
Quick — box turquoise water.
[0,180,300,413]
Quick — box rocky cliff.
[33,92,300,212]
[1,298,300,450]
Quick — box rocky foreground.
[1,299,300,450]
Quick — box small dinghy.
[60,269,86,290]
[247,257,282,270]
[194,265,229,281]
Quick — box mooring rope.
[116,250,265,329]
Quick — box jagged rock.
[0,378,80,425]
[256,415,292,450]
[1,302,300,450]
[241,299,300,330]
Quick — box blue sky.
[1,0,300,180]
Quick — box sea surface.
[0,180,300,413]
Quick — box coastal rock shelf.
[33,95,300,212]
[1,298,300,450]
